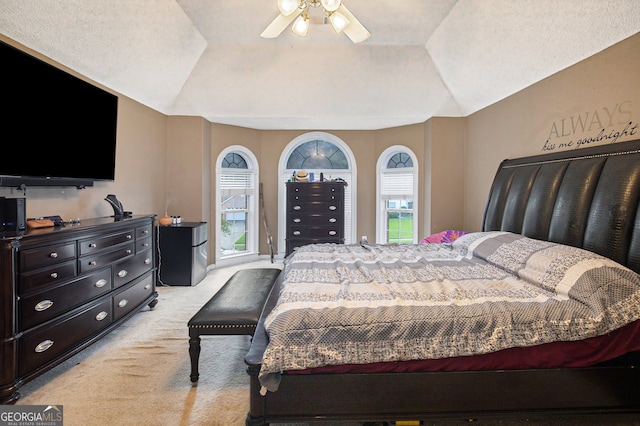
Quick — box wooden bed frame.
[244,138,640,425]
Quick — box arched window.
[376,146,419,244]
[215,146,259,265]
[279,132,356,255]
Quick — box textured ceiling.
[1,0,639,130]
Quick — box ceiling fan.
[261,0,371,43]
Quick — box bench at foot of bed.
[187,267,280,384]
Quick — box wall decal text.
[541,101,638,152]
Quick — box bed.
[244,138,640,425]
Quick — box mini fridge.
[157,222,208,286]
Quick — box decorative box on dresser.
[285,181,346,257]
[0,214,158,404]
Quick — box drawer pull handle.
[329,205,337,211]
[50,272,59,279]
[126,234,133,239]
[329,231,337,236]
[144,284,151,290]
[293,218,301,223]
[89,261,97,266]
[96,311,108,321]
[118,269,128,278]
[329,218,337,223]
[118,299,128,308]
[35,300,54,311]
[89,243,97,248]
[144,258,151,265]
[141,229,149,234]
[49,252,58,258]
[293,231,301,236]
[35,340,54,353]
[95,278,108,288]
[293,205,301,210]
[126,249,132,254]
[142,243,149,247]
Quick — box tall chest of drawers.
[285,181,346,257]
[0,215,158,404]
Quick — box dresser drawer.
[18,297,112,376]
[287,182,344,199]
[136,224,153,239]
[113,249,153,289]
[20,242,76,272]
[79,230,134,256]
[19,268,112,330]
[289,213,341,227]
[288,226,341,239]
[136,235,152,253]
[113,272,154,320]
[288,191,341,202]
[79,243,135,274]
[19,260,77,294]
[288,201,342,214]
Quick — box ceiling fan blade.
[338,4,370,43]
[260,10,301,38]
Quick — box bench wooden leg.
[189,329,201,384]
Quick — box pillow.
[420,229,468,244]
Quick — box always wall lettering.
[541,101,638,152]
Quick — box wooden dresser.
[0,215,158,404]
[285,181,346,257]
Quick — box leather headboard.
[482,138,640,274]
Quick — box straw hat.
[296,170,309,182]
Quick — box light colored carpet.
[15,259,640,426]
[16,259,281,426]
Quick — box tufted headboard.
[482,138,640,274]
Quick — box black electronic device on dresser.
[0,215,158,404]
[0,197,26,231]
[285,181,346,257]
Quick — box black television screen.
[0,40,118,187]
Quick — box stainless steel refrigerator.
[157,222,207,286]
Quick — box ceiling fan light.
[329,11,349,33]
[277,0,300,16]
[292,13,310,37]
[320,0,341,12]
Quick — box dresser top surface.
[0,214,155,242]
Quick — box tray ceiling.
[1,0,639,130]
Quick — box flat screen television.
[0,40,118,188]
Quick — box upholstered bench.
[188,267,281,383]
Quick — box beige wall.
[165,115,210,221]
[423,117,466,236]
[202,122,464,259]
[463,33,640,231]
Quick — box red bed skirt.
[287,320,640,375]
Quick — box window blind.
[380,169,413,200]
[220,169,255,196]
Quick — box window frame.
[376,146,419,244]
[215,146,260,265]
